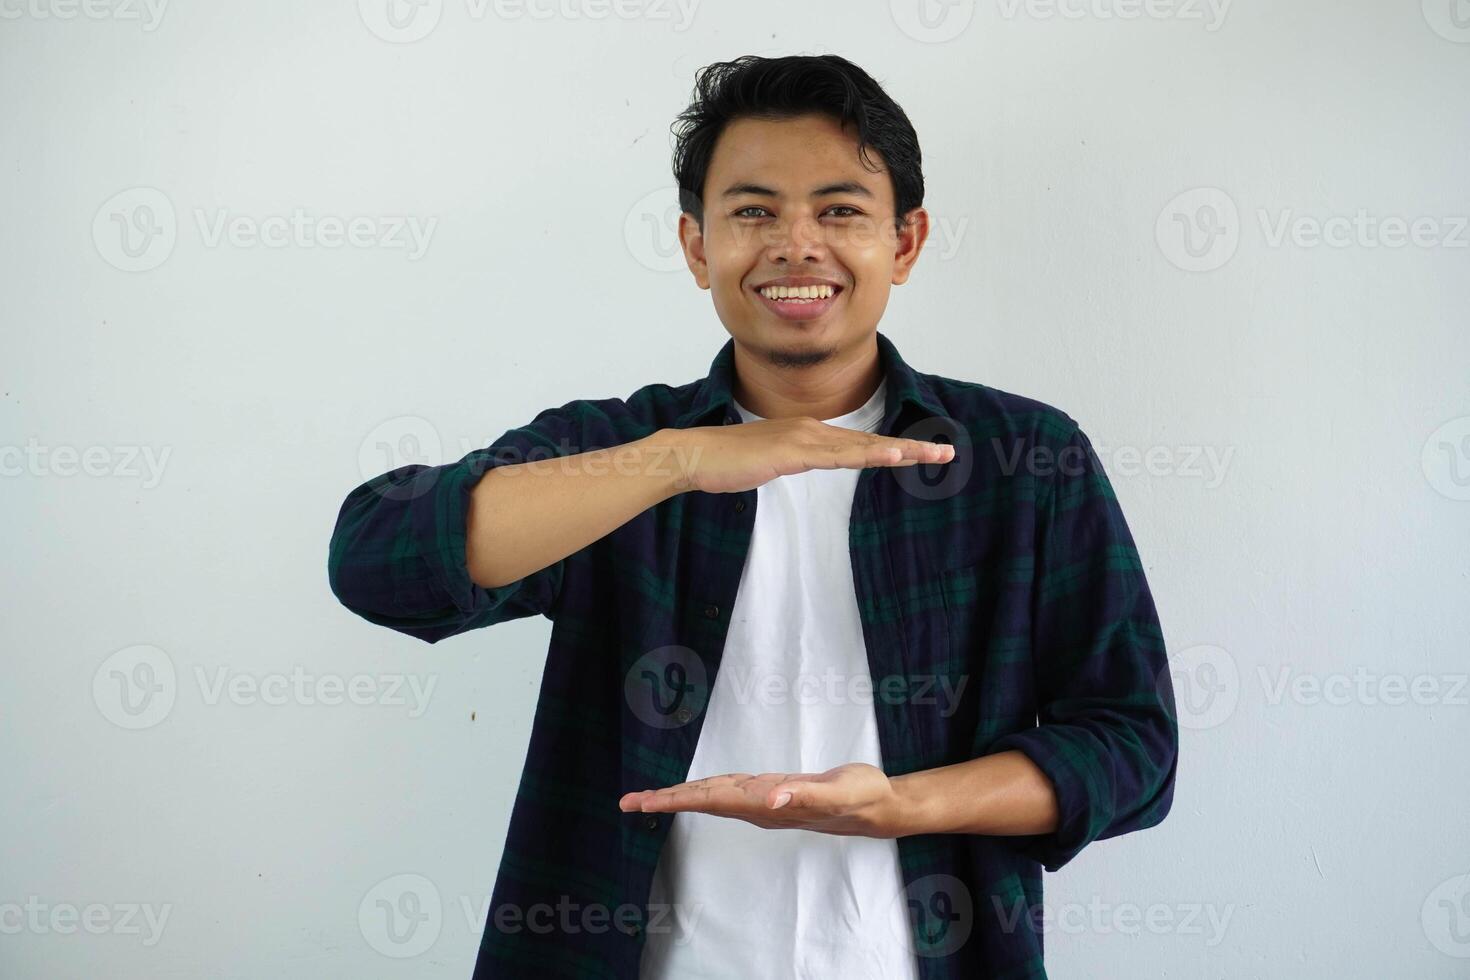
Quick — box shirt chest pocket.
[938,562,981,678]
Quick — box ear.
[678,210,711,289]
[891,206,932,286]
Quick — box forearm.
[888,750,1060,838]
[466,429,689,588]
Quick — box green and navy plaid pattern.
[328,330,1178,979]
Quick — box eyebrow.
[719,180,875,200]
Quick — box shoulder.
[921,371,1081,448]
[917,372,1099,504]
[515,380,697,450]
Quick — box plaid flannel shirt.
[328,330,1178,978]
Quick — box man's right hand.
[660,418,956,495]
[462,418,954,590]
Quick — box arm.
[888,750,1059,837]
[469,417,955,587]
[328,409,953,644]
[327,404,679,643]
[624,421,1174,847]
[466,431,683,588]
[980,420,1178,871]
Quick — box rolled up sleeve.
[327,405,585,644]
[989,421,1179,872]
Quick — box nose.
[763,212,827,265]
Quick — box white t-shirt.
[639,376,919,980]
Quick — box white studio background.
[2,2,1468,977]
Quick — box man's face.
[679,112,928,366]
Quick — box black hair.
[670,54,924,237]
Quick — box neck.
[730,332,884,421]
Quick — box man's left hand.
[617,762,907,838]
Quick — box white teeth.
[759,284,837,301]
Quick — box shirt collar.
[674,330,946,433]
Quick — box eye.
[731,205,863,219]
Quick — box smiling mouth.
[751,283,845,321]
[754,283,842,303]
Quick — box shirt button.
[644,814,659,831]
[702,604,719,620]
[673,706,693,724]
[734,499,745,513]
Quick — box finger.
[768,780,819,809]
[818,437,953,471]
[646,773,746,798]
[641,783,740,813]
[622,772,761,810]
[800,442,902,472]
[885,438,954,464]
[618,791,652,811]
[701,772,755,784]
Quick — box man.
[329,53,1177,979]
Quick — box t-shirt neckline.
[733,377,887,433]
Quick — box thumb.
[769,782,809,809]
